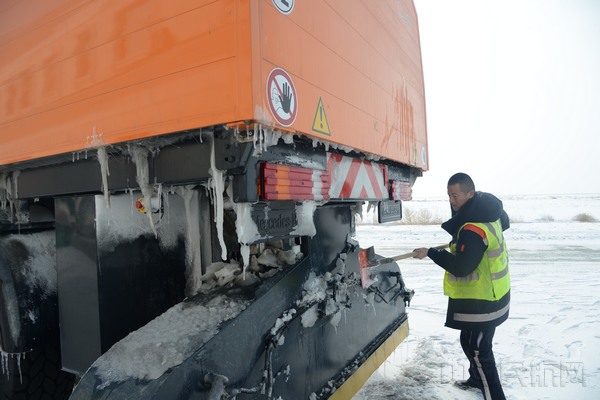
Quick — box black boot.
[454,377,483,391]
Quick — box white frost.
[292,201,318,237]
[94,296,248,388]
[297,272,327,308]
[231,197,262,270]
[16,230,58,296]
[277,248,299,265]
[270,309,296,336]
[213,263,240,287]
[95,194,182,255]
[283,155,324,170]
[301,305,319,328]
[257,249,280,269]
[0,171,20,221]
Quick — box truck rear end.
[0,1,428,398]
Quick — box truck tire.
[0,340,74,400]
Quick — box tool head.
[358,247,377,288]
[358,247,376,267]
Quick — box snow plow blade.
[70,246,412,399]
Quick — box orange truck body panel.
[0,0,428,170]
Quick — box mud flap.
[70,241,411,400]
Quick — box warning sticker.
[272,0,294,15]
[267,68,298,127]
[312,97,331,136]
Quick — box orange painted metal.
[0,0,427,171]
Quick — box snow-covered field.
[353,194,600,399]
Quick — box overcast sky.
[411,0,600,197]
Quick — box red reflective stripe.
[327,152,342,171]
[463,224,487,240]
[263,186,315,195]
[365,162,383,198]
[263,170,313,180]
[342,158,361,197]
[263,176,329,189]
[261,162,331,201]
[390,180,412,201]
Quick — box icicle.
[253,124,259,150]
[0,350,23,382]
[240,245,250,275]
[263,127,282,148]
[128,145,158,238]
[3,171,20,221]
[176,186,203,296]
[225,183,261,273]
[208,138,228,261]
[0,173,7,211]
[97,146,111,209]
[1,350,6,376]
[282,132,295,145]
[162,191,171,225]
[252,124,271,154]
[12,172,20,222]
[156,183,163,211]
[16,354,22,384]
[86,128,111,209]
[128,188,135,216]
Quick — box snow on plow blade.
[70,247,412,399]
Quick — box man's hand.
[413,248,429,259]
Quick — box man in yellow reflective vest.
[414,173,510,400]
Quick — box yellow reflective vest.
[443,219,510,301]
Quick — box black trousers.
[460,328,506,400]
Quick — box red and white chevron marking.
[327,153,388,200]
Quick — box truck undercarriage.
[1,130,416,399]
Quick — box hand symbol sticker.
[267,68,298,127]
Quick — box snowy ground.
[353,194,600,399]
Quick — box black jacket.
[428,192,510,330]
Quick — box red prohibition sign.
[266,67,298,127]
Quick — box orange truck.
[0,1,428,399]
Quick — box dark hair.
[448,173,475,193]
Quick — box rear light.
[391,180,412,201]
[135,198,146,213]
[261,163,330,201]
[134,196,161,213]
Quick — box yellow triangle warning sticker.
[312,97,331,136]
